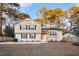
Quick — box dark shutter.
[35,25,36,30]
[29,25,30,30]
[26,25,27,29]
[20,25,21,30]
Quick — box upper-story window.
[26,25,30,29]
[29,25,36,30]
[20,24,36,30]
[50,30,57,36]
[20,24,26,30]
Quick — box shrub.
[75,30,79,37]
[14,38,18,42]
[4,26,15,37]
[72,27,79,37]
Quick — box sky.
[18,3,79,20]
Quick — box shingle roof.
[42,28,62,30]
[14,18,41,25]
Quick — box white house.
[42,28,63,41]
[14,18,63,42]
[14,18,42,42]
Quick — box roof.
[42,28,62,30]
[14,18,41,26]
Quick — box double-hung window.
[20,24,26,30]
[29,25,36,30]
[21,33,27,39]
[50,30,57,36]
[26,25,30,30]
[20,25,36,30]
[29,33,36,39]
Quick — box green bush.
[4,26,15,37]
[75,30,79,37]
[72,27,79,37]
[74,29,79,37]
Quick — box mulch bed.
[72,42,79,46]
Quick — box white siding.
[15,34,21,41]
[14,19,41,42]
[15,33,41,42]
[14,21,41,34]
[48,30,63,41]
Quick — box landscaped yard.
[0,42,79,56]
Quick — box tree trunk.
[0,3,2,36]
[8,16,14,27]
[0,19,2,36]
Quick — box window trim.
[50,30,57,36]
[29,25,36,30]
[20,25,36,30]
[21,33,27,39]
[29,33,36,39]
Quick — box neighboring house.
[42,28,63,41]
[14,18,42,42]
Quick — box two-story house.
[14,18,41,42]
[14,18,63,42]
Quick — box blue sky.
[19,3,78,19]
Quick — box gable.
[14,18,41,26]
